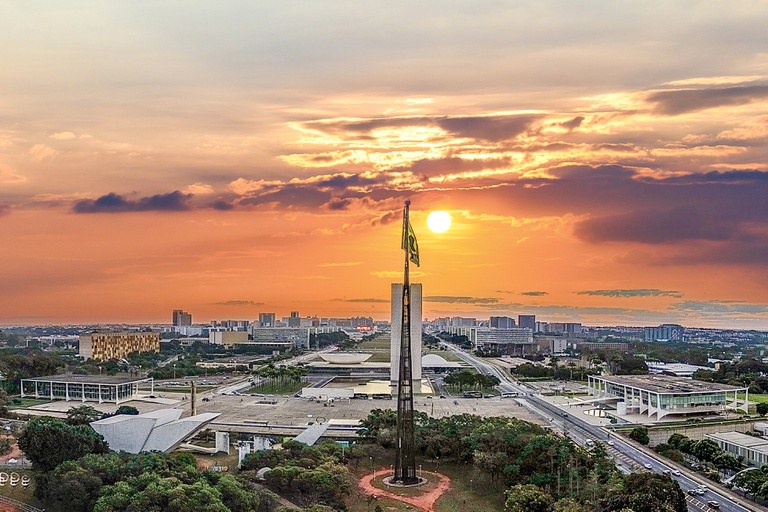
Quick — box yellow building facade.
[79,332,160,361]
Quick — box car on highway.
[607,440,615,446]
[672,469,681,476]
[707,501,720,509]
[643,463,652,470]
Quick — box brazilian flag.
[401,217,420,267]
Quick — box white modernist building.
[20,374,153,404]
[390,283,422,383]
[90,408,221,454]
[587,374,748,421]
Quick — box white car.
[643,463,653,470]
[607,440,615,446]
[672,470,681,476]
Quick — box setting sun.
[426,211,452,233]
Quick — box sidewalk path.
[358,470,451,512]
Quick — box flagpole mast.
[394,199,418,484]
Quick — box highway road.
[441,343,754,512]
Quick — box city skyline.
[2,3,768,328]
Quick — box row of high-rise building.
[170,309,374,334]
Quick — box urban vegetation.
[694,359,768,393]
[358,409,687,511]
[252,363,309,394]
[442,369,500,393]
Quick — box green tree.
[554,498,589,512]
[215,474,260,512]
[93,473,230,512]
[757,402,768,416]
[691,439,721,462]
[66,404,103,425]
[504,484,554,512]
[0,437,12,456]
[628,426,649,445]
[17,417,109,472]
[115,405,139,415]
[601,472,686,512]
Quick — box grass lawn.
[424,350,464,363]
[358,337,392,351]
[6,398,52,409]
[746,393,768,404]
[0,469,44,508]
[366,352,391,363]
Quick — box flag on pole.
[401,215,420,267]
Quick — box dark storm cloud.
[238,185,336,209]
[402,156,511,177]
[326,197,351,210]
[305,114,540,142]
[577,289,683,298]
[437,114,540,142]
[340,298,389,303]
[657,169,768,184]
[213,300,264,306]
[468,164,767,247]
[210,199,235,210]
[315,174,381,188]
[236,172,391,211]
[661,236,768,266]
[670,300,768,315]
[424,296,499,304]
[647,85,768,115]
[521,291,548,296]
[73,191,192,213]
[574,207,734,244]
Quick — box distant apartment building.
[644,324,684,342]
[350,316,374,328]
[450,316,477,327]
[209,331,249,346]
[536,336,569,355]
[518,315,536,331]
[544,322,584,336]
[247,326,342,349]
[172,309,192,327]
[211,319,250,330]
[448,326,534,356]
[577,340,629,352]
[259,312,276,327]
[287,311,301,328]
[79,332,160,361]
[490,316,516,328]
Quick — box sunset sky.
[2,2,768,328]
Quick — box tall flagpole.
[394,200,418,484]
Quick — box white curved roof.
[421,354,461,368]
[318,352,373,364]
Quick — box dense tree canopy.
[18,417,109,472]
[37,451,259,512]
[599,472,687,512]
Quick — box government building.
[587,374,748,421]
